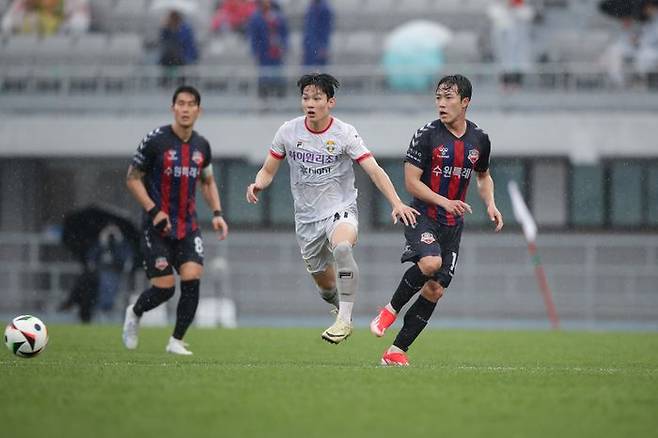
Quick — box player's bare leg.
[312,265,339,313]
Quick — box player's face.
[435,84,469,125]
[301,85,335,124]
[171,92,201,128]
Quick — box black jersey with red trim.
[405,119,491,226]
[131,125,212,239]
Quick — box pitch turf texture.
[1,326,657,438]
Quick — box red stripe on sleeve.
[177,143,190,239]
[356,152,373,163]
[270,149,285,160]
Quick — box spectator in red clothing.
[211,0,257,35]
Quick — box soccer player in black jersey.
[122,85,229,355]
[370,75,504,366]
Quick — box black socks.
[390,264,431,313]
[392,295,437,352]
[173,279,200,340]
[132,285,175,317]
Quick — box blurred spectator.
[487,0,535,89]
[159,10,199,86]
[302,0,333,68]
[635,0,658,85]
[88,225,133,318]
[1,0,89,36]
[211,0,257,35]
[601,16,641,86]
[247,0,289,98]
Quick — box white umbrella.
[382,20,453,91]
[384,20,452,53]
[151,0,199,16]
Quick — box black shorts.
[400,214,463,287]
[141,226,204,279]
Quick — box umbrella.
[598,0,645,20]
[382,20,453,92]
[151,0,199,16]
[62,204,141,268]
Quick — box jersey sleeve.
[404,124,432,170]
[131,128,160,172]
[269,124,287,160]
[475,133,491,173]
[345,124,372,163]
[202,138,212,168]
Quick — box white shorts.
[295,203,359,274]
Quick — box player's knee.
[152,275,176,289]
[421,281,444,302]
[333,242,358,279]
[332,242,353,262]
[418,256,442,277]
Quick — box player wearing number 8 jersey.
[122,85,229,355]
[370,75,504,366]
[247,73,419,344]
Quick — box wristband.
[147,206,159,219]
[213,210,223,218]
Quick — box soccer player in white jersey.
[246,73,419,344]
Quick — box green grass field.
[1,325,657,438]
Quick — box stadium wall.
[1,110,657,163]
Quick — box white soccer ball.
[4,315,49,358]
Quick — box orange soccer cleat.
[369,307,397,337]
[380,350,409,367]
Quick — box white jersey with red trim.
[269,116,372,223]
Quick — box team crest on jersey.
[436,145,449,158]
[325,140,336,154]
[167,149,177,160]
[154,257,169,271]
[192,151,204,165]
[468,149,480,164]
[420,232,436,245]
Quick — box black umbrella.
[62,204,141,268]
[599,0,647,20]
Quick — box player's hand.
[442,199,472,216]
[487,204,504,232]
[212,216,229,240]
[153,211,172,234]
[391,202,420,226]
[246,183,262,204]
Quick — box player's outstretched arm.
[359,156,419,226]
[404,163,472,217]
[200,166,228,240]
[476,170,503,232]
[126,164,172,233]
[246,154,283,204]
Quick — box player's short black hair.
[172,85,201,105]
[297,73,340,98]
[436,74,472,101]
